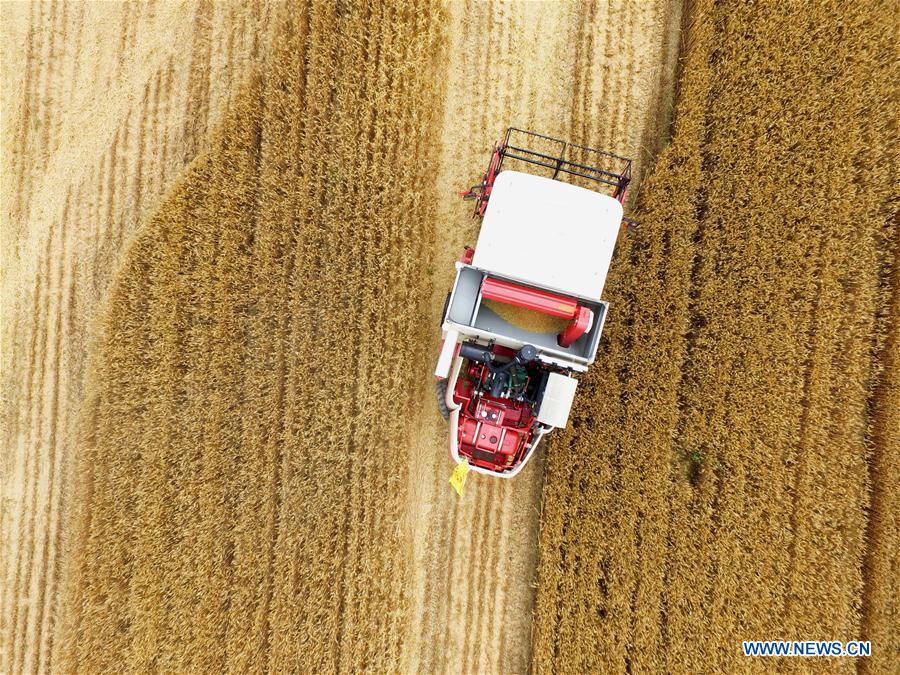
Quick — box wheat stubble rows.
[2,2,273,672]
[3,1,897,673]
[407,1,682,673]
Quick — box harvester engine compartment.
[452,342,549,471]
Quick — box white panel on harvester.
[471,170,623,300]
[536,372,578,428]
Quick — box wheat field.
[2,1,897,673]
[3,2,275,672]
[532,0,899,672]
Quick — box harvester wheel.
[436,379,450,421]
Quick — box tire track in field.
[16,194,64,675]
[7,214,60,672]
[20,190,72,675]
[37,0,59,171]
[5,226,52,675]
[5,0,38,253]
[38,190,81,674]
[454,7,522,668]
[406,2,682,673]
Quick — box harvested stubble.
[2,3,272,672]
[407,2,683,672]
[52,3,444,671]
[532,0,899,673]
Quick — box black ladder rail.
[498,128,632,194]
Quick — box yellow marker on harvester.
[449,458,470,496]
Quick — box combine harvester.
[435,128,631,481]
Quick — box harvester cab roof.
[436,128,631,480]
[473,170,623,302]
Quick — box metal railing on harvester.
[461,127,633,219]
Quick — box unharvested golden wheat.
[532,1,899,672]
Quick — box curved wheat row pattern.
[1,3,275,671]
[46,3,445,671]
